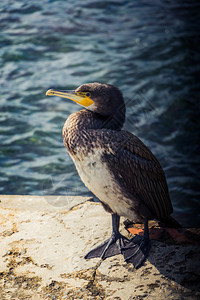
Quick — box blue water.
[0,0,199,226]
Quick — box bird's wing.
[91,129,173,220]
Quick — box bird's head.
[46,82,125,118]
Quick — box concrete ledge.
[0,195,199,299]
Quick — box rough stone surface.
[0,195,199,300]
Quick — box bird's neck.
[70,109,125,131]
[63,109,125,156]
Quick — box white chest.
[70,149,138,220]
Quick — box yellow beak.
[46,89,94,108]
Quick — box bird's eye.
[86,92,91,97]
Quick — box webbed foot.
[85,232,130,260]
[121,234,151,268]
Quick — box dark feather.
[84,129,173,220]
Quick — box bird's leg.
[85,216,151,269]
[121,218,151,268]
[85,214,130,260]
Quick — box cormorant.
[46,82,180,268]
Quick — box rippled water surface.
[0,0,199,226]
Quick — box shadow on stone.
[126,221,200,293]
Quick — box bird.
[46,82,180,269]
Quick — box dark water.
[0,0,199,226]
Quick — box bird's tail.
[159,216,182,228]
